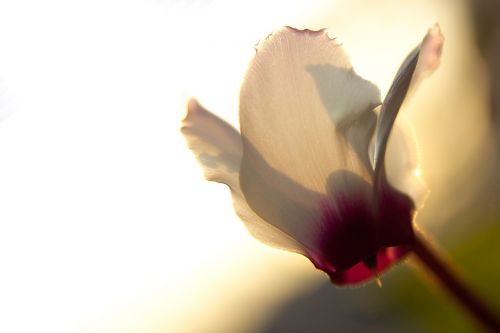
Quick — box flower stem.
[412,231,500,332]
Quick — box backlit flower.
[182,25,444,285]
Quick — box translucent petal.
[181,99,303,252]
[412,24,444,88]
[373,49,419,187]
[239,27,381,246]
[374,25,444,191]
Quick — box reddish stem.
[412,232,500,332]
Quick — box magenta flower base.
[310,245,412,285]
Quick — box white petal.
[231,189,305,253]
[182,99,242,189]
[373,25,444,194]
[181,99,304,252]
[239,27,381,246]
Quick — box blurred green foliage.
[386,218,500,332]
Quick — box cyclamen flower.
[182,25,444,285]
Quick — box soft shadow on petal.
[306,64,380,126]
[239,137,323,252]
[240,142,413,285]
[240,27,380,209]
[307,63,380,174]
[181,99,304,252]
[337,109,378,179]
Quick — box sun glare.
[0,0,489,332]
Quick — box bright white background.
[0,0,488,332]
